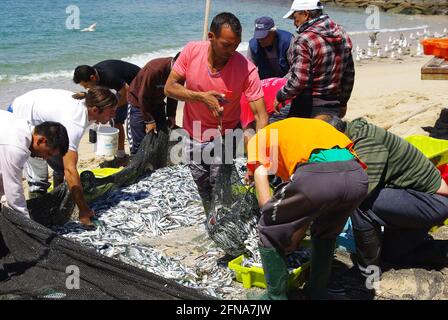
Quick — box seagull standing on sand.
[81,23,97,32]
[377,49,382,58]
[416,43,423,56]
[402,38,407,48]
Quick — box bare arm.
[62,150,94,221]
[254,165,271,208]
[248,98,269,132]
[164,70,224,118]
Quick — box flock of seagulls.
[354,27,448,62]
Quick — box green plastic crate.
[228,243,310,290]
[405,135,448,167]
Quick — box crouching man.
[246,118,368,299]
[328,116,448,272]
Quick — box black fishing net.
[81,130,169,201]
[206,161,261,257]
[0,206,210,300]
[27,182,75,227]
[27,131,169,227]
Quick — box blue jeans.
[127,104,168,154]
[352,188,448,231]
[352,188,448,262]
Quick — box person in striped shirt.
[328,116,448,272]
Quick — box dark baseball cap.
[253,16,276,40]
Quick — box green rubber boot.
[305,238,336,300]
[258,246,288,300]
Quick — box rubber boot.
[353,228,382,274]
[305,238,336,300]
[258,246,288,300]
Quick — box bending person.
[328,116,448,271]
[0,110,69,218]
[247,118,368,299]
[74,60,141,166]
[127,54,179,155]
[9,87,117,227]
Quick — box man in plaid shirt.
[274,0,355,120]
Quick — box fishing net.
[27,183,75,227]
[0,206,210,300]
[27,131,169,227]
[205,160,261,257]
[81,130,169,201]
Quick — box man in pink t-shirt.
[165,12,268,216]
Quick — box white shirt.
[0,110,32,216]
[11,89,89,152]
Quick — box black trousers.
[258,160,368,252]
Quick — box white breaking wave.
[0,70,73,83]
[348,25,429,35]
[1,42,251,84]
[121,42,250,68]
[121,47,184,67]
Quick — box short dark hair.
[34,121,69,156]
[210,12,242,38]
[73,65,96,84]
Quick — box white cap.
[283,0,324,19]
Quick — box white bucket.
[95,126,119,157]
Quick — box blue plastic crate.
[336,218,356,253]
